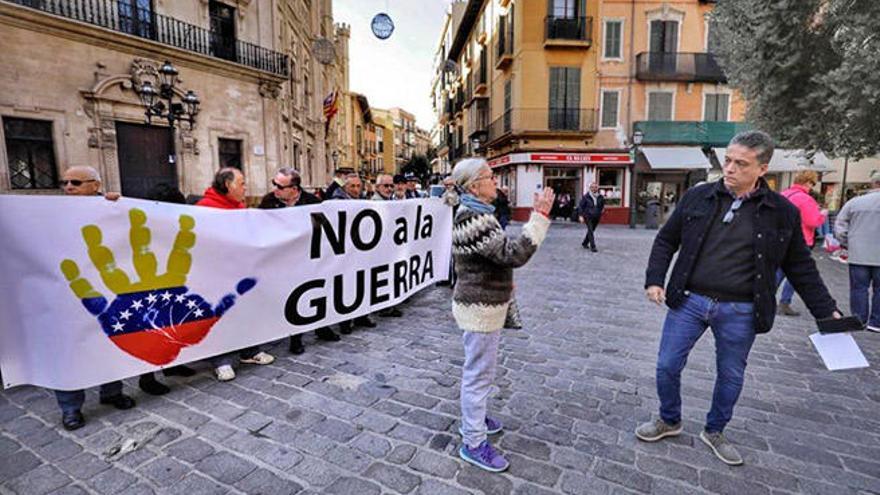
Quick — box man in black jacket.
[258,167,339,354]
[577,182,605,252]
[635,131,840,466]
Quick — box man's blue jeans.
[656,292,757,433]
[849,264,880,327]
[776,270,795,305]
[55,381,123,415]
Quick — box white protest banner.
[0,196,451,390]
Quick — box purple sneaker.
[459,440,509,472]
[459,417,504,437]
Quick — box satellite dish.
[312,38,336,65]
[371,13,394,40]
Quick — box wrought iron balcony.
[488,108,598,144]
[544,16,592,44]
[633,121,753,148]
[8,0,289,77]
[636,52,725,83]
[495,24,513,69]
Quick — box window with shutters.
[706,17,722,54]
[603,20,623,60]
[600,90,620,129]
[548,67,580,130]
[551,0,578,18]
[703,93,730,122]
[647,91,674,121]
[218,138,243,169]
[649,20,679,74]
[3,117,58,190]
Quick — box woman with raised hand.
[450,158,554,472]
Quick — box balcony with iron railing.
[635,52,726,83]
[633,121,753,148]
[454,92,465,116]
[488,108,597,144]
[544,16,592,48]
[468,99,489,140]
[6,0,289,77]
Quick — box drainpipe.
[625,0,637,214]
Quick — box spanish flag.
[323,89,339,133]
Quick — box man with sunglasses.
[372,173,395,201]
[54,166,135,430]
[637,131,841,466]
[258,167,337,354]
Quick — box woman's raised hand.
[533,187,555,217]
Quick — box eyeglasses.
[272,180,297,190]
[472,174,495,184]
[377,184,393,188]
[722,197,744,224]
[59,179,96,187]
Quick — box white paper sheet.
[809,333,870,371]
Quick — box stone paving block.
[351,432,392,458]
[505,453,563,487]
[513,483,559,495]
[235,468,303,495]
[408,449,459,479]
[195,451,258,485]
[500,434,552,461]
[386,444,417,464]
[311,417,361,443]
[392,391,439,409]
[364,462,421,494]
[148,427,182,447]
[57,452,111,480]
[285,455,342,487]
[137,456,189,487]
[388,423,433,445]
[32,437,84,463]
[374,400,410,417]
[0,446,39,481]
[165,474,227,495]
[0,435,20,455]
[5,464,71,495]
[634,452,699,487]
[194,421,236,442]
[595,459,653,493]
[700,469,771,495]
[252,441,304,472]
[87,467,138,495]
[46,485,90,495]
[166,436,216,463]
[353,410,398,433]
[415,479,471,495]
[456,464,513,495]
[324,444,373,473]
[402,408,455,432]
[117,447,157,469]
[231,410,275,432]
[324,476,381,495]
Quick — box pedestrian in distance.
[450,157,554,473]
[492,186,511,230]
[638,131,842,466]
[404,173,422,199]
[777,170,827,316]
[258,167,339,354]
[577,182,605,252]
[835,170,880,332]
[196,168,276,381]
[54,166,135,430]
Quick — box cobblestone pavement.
[2,223,879,495]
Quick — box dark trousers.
[581,217,600,248]
[850,264,880,327]
[55,381,123,415]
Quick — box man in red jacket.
[196,168,275,381]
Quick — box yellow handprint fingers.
[60,259,104,300]
[82,224,132,294]
[161,214,196,287]
[129,209,158,287]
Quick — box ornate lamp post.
[628,130,644,229]
[137,61,200,165]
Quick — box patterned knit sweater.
[451,207,550,332]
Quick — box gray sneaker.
[700,430,743,466]
[635,418,682,442]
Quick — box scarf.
[460,193,495,214]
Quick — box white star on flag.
[186,299,197,309]
[161,291,173,301]
[131,300,144,310]
[193,308,205,318]
[146,294,158,304]
[175,295,186,303]
[119,309,132,320]
[112,322,125,332]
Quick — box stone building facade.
[0,0,348,200]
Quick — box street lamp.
[137,61,199,165]
[628,130,644,229]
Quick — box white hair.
[66,165,101,182]
[451,158,488,189]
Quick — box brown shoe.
[777,303,800,316]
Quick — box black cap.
[393,174,406,184]
[404,173,418,182]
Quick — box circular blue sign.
[371,13,394,40]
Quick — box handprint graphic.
[59,208,256,365]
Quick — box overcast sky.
[334,0,449,129]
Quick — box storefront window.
[597,168,623,206]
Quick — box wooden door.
[115,122,176,199]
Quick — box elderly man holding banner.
[450,158,555,472]
[54,166,135,431]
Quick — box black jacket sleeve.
[781,209,838,319]
[644,195,686,289]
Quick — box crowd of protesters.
[20,130,879,474]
